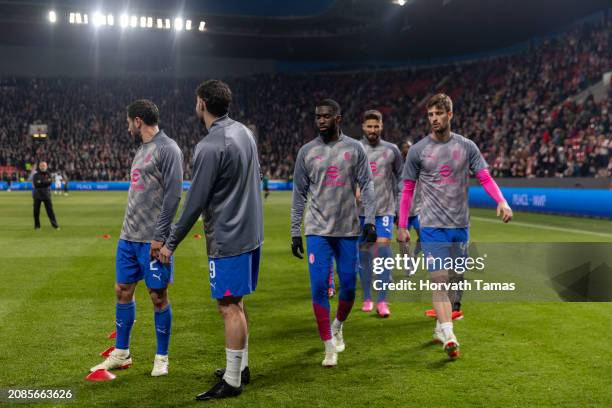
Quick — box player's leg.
[212,303,252,384]
[215,268,256,384]
[405,215,421,276]
[375,239,393,317]
[331,236,359,352]
[328,261,336,298]
[447,228,469,320]
[374,215,394,317]
[148,287,171,376]
[219,296,248,378]
[197,248,260,400]
[90,240,142,372]
[359,243,373,311]
[358,216,373,311]
[144,248,174,376]
[115,282,138,351]
[421,228,459,358]
[33,198,41,229]
[305,236,337,366]
[196,296,247,401]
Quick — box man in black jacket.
[33,161,59,229]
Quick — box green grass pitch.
[0,191,611,407]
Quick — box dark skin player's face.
[400,143,409,158]
[362,119,382,145]
[427,107,452,134]
[315,106,341,138]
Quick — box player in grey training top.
[398,93,512,360]
[398,140,422,219]
[291,99,377,368]
[357,110,403,318]
[398,140,423,278]
[159,80,262,401]
[90,99,183,378]
[121,134,183,244]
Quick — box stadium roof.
[0,0,609,61]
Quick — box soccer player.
[398,140,411,160]
[53,171,62,195]
[263,170,270,200]
[90,99,183,376]
[158,80,263,401]
[397,140,423,277]
[398,93,512,359]
[291,99,377,367]
[62,172,69,196]
[358,110,403,317]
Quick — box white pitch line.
[471,216,612,238]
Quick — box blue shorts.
[420,227,469,273]
[306,236,358,302]
[208,247,261,299]
[359,215,394,242]
[116,239,174,289]
[408,215,420,232]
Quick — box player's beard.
[320,124,337,140]
[432,121,449,136]
[366,133,380,145]
[130,128,142,144]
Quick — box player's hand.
[291,236,304,259]
[396,227,410,243]
[150,240,163,260]
[362,223,377,243]
[497,201,513,223]
[157,245,173,265]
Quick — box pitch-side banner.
[2,182,611,218]
[1,180,292,191]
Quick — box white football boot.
[90,349,132,372]
[151,354,169,377]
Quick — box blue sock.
[116,301,135,350]
[376,245,393,303]
[359,249,372,300]
[154,305,172,356]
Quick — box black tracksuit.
[32,171,59,229]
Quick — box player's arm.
[290,147,309,259]
[151,144,184,259]
[356,144,377,242]
[469,141,513,223]
[391,144,404,225]
[397,147,419,242]
[160,144,219,263]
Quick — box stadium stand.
[0,20,609,181]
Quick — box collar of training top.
[317,132,346,145]
[209,114,231,131]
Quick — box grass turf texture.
[0,191,610,407]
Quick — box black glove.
[362,223,377,243]
[291,236,304,259]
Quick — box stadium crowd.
[0,20,609,181]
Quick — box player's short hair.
[399,140,412,148]
[196,80,232,117]
[316,98,341,116]
[363,109,382,122]
[127,99,159,126]
[426,93,453,113]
